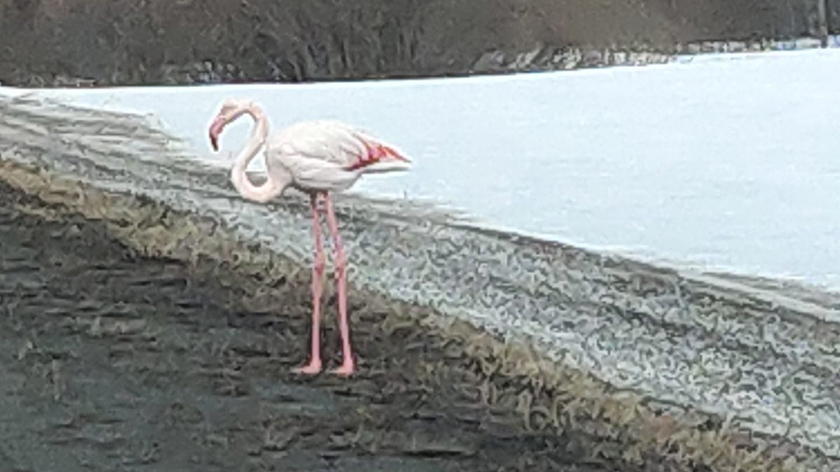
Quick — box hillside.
[0,0,824,86]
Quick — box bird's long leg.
[323,194,354,376]
[294,193,326,375]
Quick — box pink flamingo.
[208,99,411,376]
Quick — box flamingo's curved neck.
[230,104,283,202]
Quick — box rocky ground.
[0,182,662,472]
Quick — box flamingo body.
[266,119,409,195]
[208,99,411,377]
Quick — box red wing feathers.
[344,135,409,171]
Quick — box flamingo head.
[209,98,251,152]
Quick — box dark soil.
[0,0,826,87]
[0,183,644,471]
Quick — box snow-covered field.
[4,46,840,290]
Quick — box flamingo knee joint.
[333,252,347,276]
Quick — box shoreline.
[2,35,840,88]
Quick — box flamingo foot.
[329,361,355,377]
[293,360,322,375]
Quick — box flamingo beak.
[209,116,226,152]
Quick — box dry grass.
[1,157,836,472]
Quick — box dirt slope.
[0,180,672,471]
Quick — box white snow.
[5,47,840,290]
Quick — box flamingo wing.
[274,120,407,172]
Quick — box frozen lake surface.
[5,47,840,290]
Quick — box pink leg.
[293,193,326,375]
[323,195,354,376]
